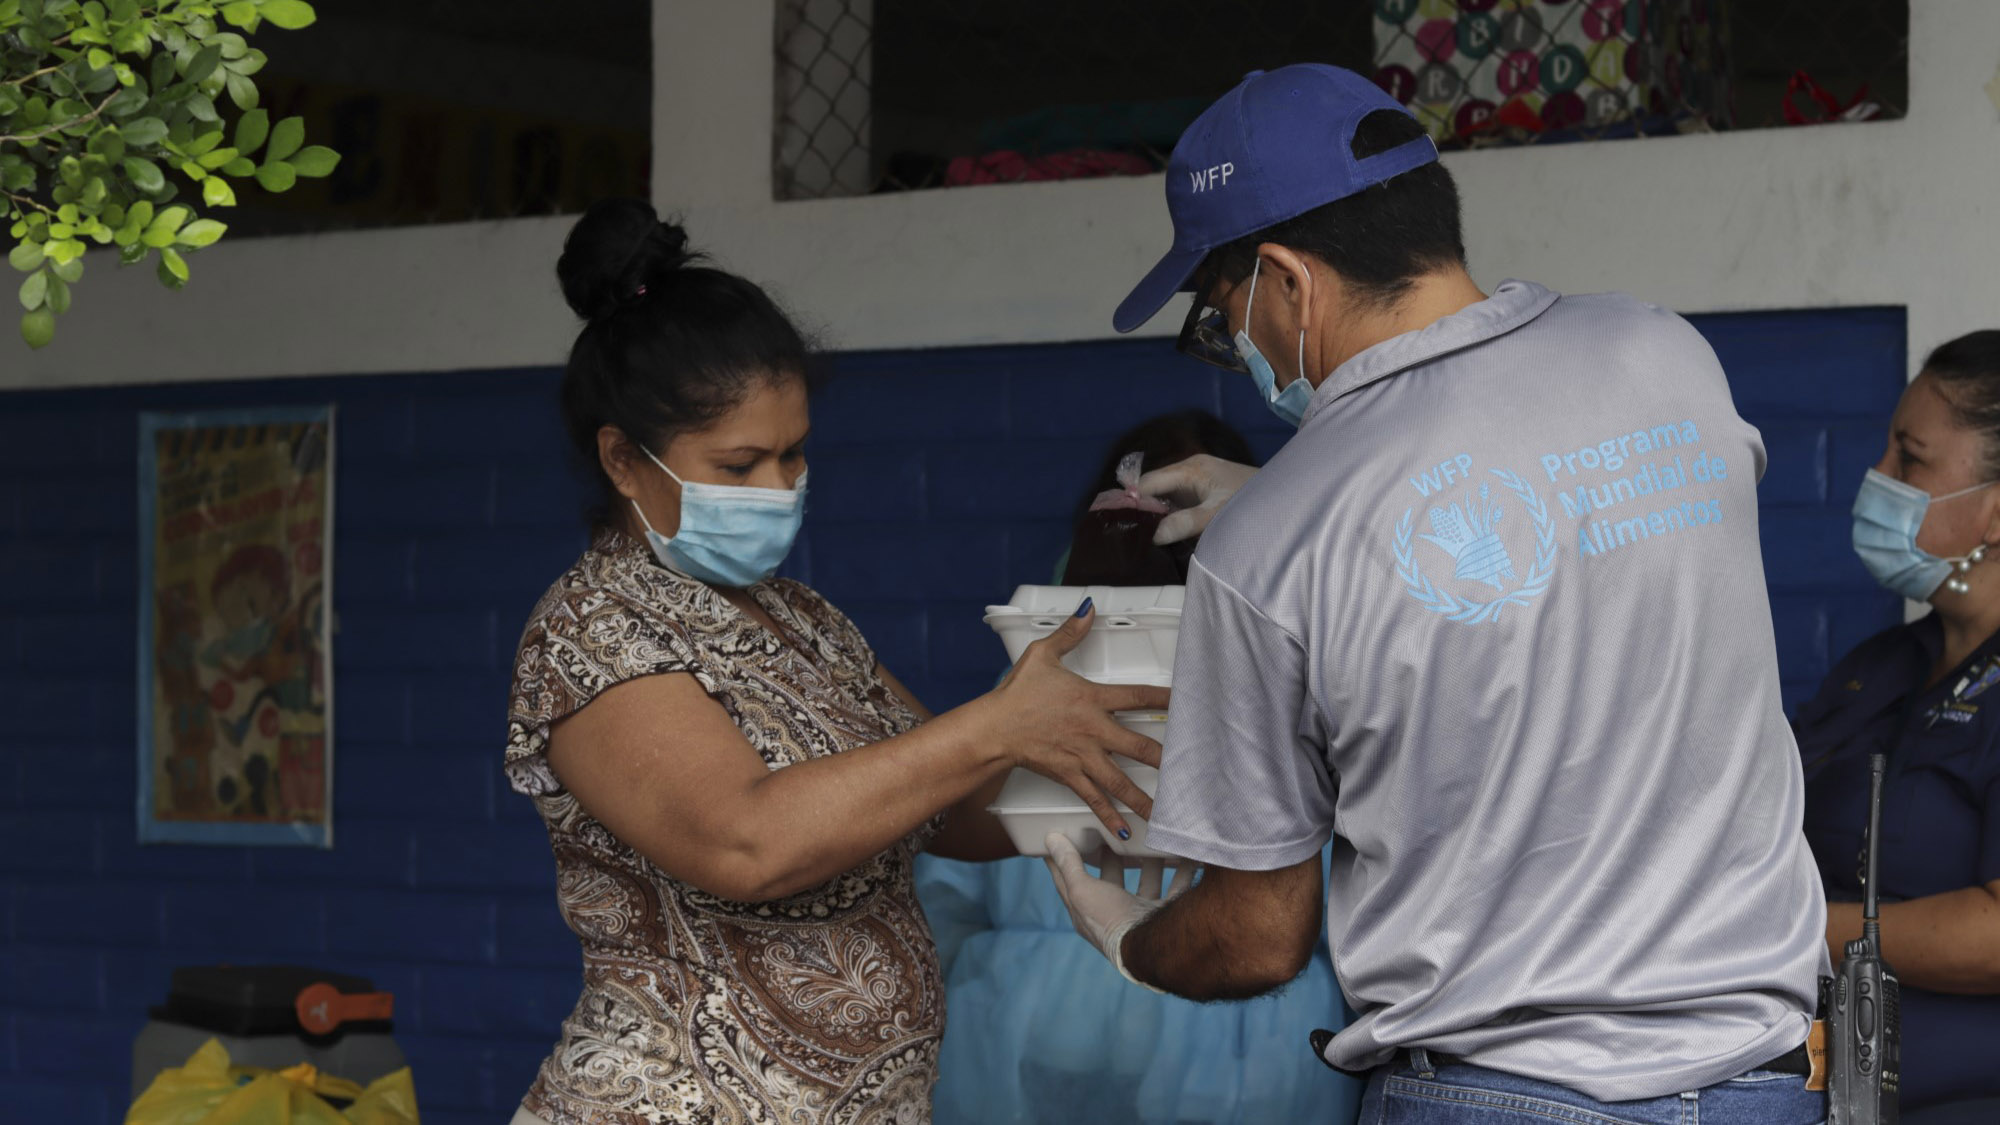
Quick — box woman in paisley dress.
[505,199,1170,1125]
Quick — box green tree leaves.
[265,114,303,162]
[253,160,294,193]
[21,307,53,347]
[122,116,168,146]
[185,44,223,86]
[289,145,336,177]
[244,112,336,196]
[234,107,268,154]
[178,218,225,248]
[220,0,316,33]
[141,204,190,248]
[1,0,329,346]
[123,155,165,193]
[258,1,314,31]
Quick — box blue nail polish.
[1118,828,1131,841]
[1074,597,1094,618]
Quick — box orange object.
[294,981,395,1035]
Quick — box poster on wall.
[1372,0,1732,147]
[138,407,335,847]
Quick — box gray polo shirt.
[1145,280,1828,1102]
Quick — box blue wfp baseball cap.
[1112,64,1440,333]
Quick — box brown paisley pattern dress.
[505,528,942,1125]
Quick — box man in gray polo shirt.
[1044,65,1830,1122]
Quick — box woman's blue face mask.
[1851,469,1994,600]
[631,447,807,588]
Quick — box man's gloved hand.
[1135,454,1259,545]
[1044,832,1188,992]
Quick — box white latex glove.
[1044,832,1186,992]
[1134,454,1259,545]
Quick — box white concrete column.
[1894,1,2000,375]
[652,0,779,208]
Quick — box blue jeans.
[1358,1049,1827,1124]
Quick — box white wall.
[5,0,1995,391]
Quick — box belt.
[1310,1039,1815,1079]
[1757,1042,1813,1077]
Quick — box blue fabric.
[1356,1058,1825,1124]
[1792,614,2000,1108]
[918,852,1364,1124]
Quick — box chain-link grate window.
[775,0,876,200]
[773,0,1907,202]
[776,0,1372,199]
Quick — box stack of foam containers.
[983,584,1181,858]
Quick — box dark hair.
[1200,110,1464,307]
[1923,330,2000,476]
[1073,409,1258,523]
[557,198,811,525]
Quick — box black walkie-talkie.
[1827,753,1900,1125]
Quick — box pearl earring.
[1945,544,1989,595]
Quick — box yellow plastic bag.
[126,1039,420,1125]
[342,1067,421,1125]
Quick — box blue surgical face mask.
[1235,259,1315,428]
[631,448,807,588]
[1851,468,1993,600]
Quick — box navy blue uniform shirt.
[1794,614,2000,1109]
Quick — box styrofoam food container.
[984,585,1183,684]
[1114,711,1166,745]
[988,765,1171,860]
[988,710,1174,860]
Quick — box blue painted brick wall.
[0,305,1902,1120]
[1697,307,1911,704]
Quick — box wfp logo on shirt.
[1393,454,1558,625]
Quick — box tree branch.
[3,189,57,216]
[0,87,118,148]
[7,5,173,89]
[3,63,67,89]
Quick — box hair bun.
[557,198,699,322]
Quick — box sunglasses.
[1176,272,1248,374]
